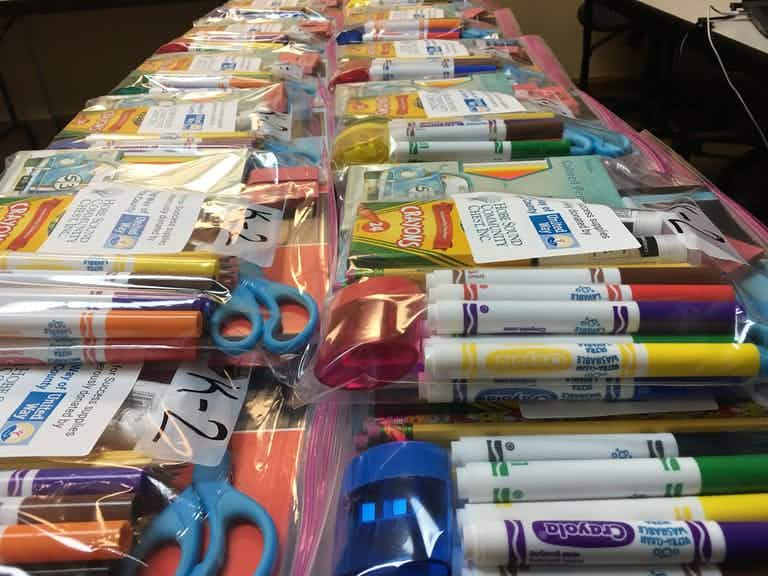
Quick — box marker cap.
[697,455,768,494]
[635,301,735,334]
[719,522,768,565]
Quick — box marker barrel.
[0,520,132,564]
[458,493,768,524]
[0,270,234,293]
[428,283,736,303]
[1,494,135,525]
[0,310,202,339]
[424,379,737,403]
[463,566,723,576]
[455,455,768,503]
[388,117,564,142]
[0,252,220,277]
[427,300,735,336]
[423,340,761,380]
[0,288,210,313]
[0,338,198,365]
[450,433,677,465]
[364,18,462,32]
[463,519,756,566]
[425,267,724,289]
[450,429,768,463]
[391,140,572,163]
[0,468,145,497]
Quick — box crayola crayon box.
[350,199,485,272]
[342,156,623,233]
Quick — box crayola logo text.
[534,520,634,547]
[397,205,425,248]
[0,201,30,243]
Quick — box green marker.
[392,139,572,162]
[456,454,768,503]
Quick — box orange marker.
[0,310,202,339]
[0,520,131,564]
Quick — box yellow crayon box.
[350,199,510,271]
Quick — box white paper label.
[453,193,640,264]
[272,62,305,80]
[251,109,293,141]
[417,89,525,118]
[394,39,470,57]
[642,198,742,263]
[137,361,247,466]
[370,58,453,80]
[0,363,140,457]
[388,7,445,19]
[225,22,284,33]
[138,101,238,134]
[213,202,282,266]
[188,54,263,73]
[38,184,204,255]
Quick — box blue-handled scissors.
[564,126,632,158]
[210,267,319,356]
[127,452,277,576]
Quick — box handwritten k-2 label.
[501,520,727,566]
[136,360,247,466]
[452,193,640,264]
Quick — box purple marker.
[0,468,146,497]
[463,519,765,567]
[427,300,736,335]
[0,288,212,315]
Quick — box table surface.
[636,0,768,56]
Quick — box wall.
[0,1,220,125]
[504,0,644,80]
[0,1,641,129]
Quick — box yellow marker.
[0,252,221,277]
[0,451,153,469]
[425,340,761,380]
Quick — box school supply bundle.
[330,37,538,87]
[110,49,325,97]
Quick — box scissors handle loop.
[210,277,318,356]
[124,488,204,576]
[190,483,278,576]
[210,284,266,354]
[250,277,318,355]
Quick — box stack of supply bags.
[3,0,768,574]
